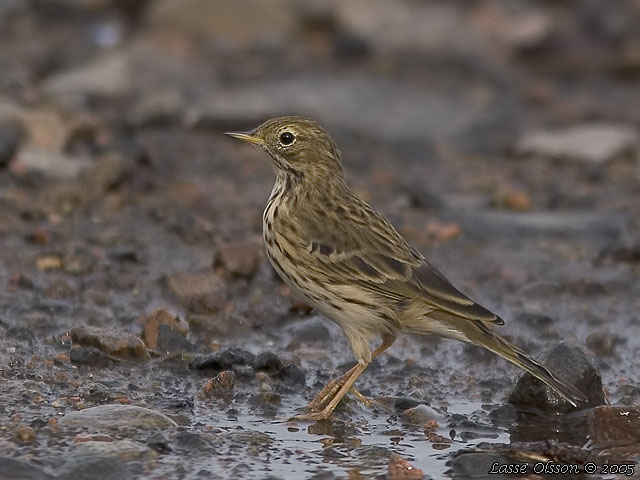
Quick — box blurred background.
[0,1,639,478]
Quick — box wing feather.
[298,201,503,325]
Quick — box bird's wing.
[298,202,503,325]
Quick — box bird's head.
[226,116,343,180]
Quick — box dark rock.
[448,451,523,479]
[57,454,130,480]
[283,364,306,385]
[0,122,21,168]
[488,404,518,426]
[509,342,605,412]
[145,432,171,453]
[588,406,640,448]
[69,346,118,367]
[189,348,255,371]
[253,352,285,376]
[108,247,140,263]
[287,316,332,343]
[156,324,196,354]
[585,331,622,356]
[615,384,640,406]
[174,431,212,451]
[0,457,53,480]
[6,327,37,343]
[141,308,190,351]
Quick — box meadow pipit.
[226,117,586,420]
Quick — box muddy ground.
[0,1,639,479]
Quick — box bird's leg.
[298,334,396,420]
[305,364,358,412]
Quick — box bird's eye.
[279,132,295,146]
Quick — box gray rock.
[401,404,443,425]
[57,453,130,480]
[17,149,90,180]
[59,404,178,430]
[44,52,133,97]
[448,451,523,479]
[196,74,488,142]
[70,439,154,462]
[189,348,256,371]
[509,342,605,412]
[0,457,52,480]
[516,124,638,163]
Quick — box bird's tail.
[468,320,587,407]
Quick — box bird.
[225,116,587,420]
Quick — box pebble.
[388,453,424,480]
[70,439,155,462]
[516,124,638,163]
[59,404,178,431]
[214,241,261,278]
[585,331,622,356]
[70,325,149,359]
[12,423,36,445]
[509,342,605,412]
[401,404,443,426]
[225,430,273,446]
[164,270,225,307]
[588,406,640,448]
[448,451,517,479]
[69,346,118,367]
[189,348,255,372]
[203,370,235,396]
[44,52,133,97]
[141,308,190,352]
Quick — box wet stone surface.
[0,0,639,478]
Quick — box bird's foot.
[306,367,357,412]
[291,408,334,421]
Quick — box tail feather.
[471,322,588,407]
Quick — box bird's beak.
[224,128,264,145]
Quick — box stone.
[401,404,442,426]
[69,346,118,367]
[189,348,255,372]
[588,406,640,448]
[585,331,622,356]
[164,270,225,306]
[141,308,190,351]
[70,325,149,359]
[213,241,261,278]
[509,342,605,413]
[203,370,235,396]
[0,457,53,480]
[448,451,520,479]
[57,453,131,480]
[146,0,296,48]
[388,453,423,479]
[59,404,178,430]
[516,124,638,163]
[44,52,133,97]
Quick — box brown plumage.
[226,116,587,420]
